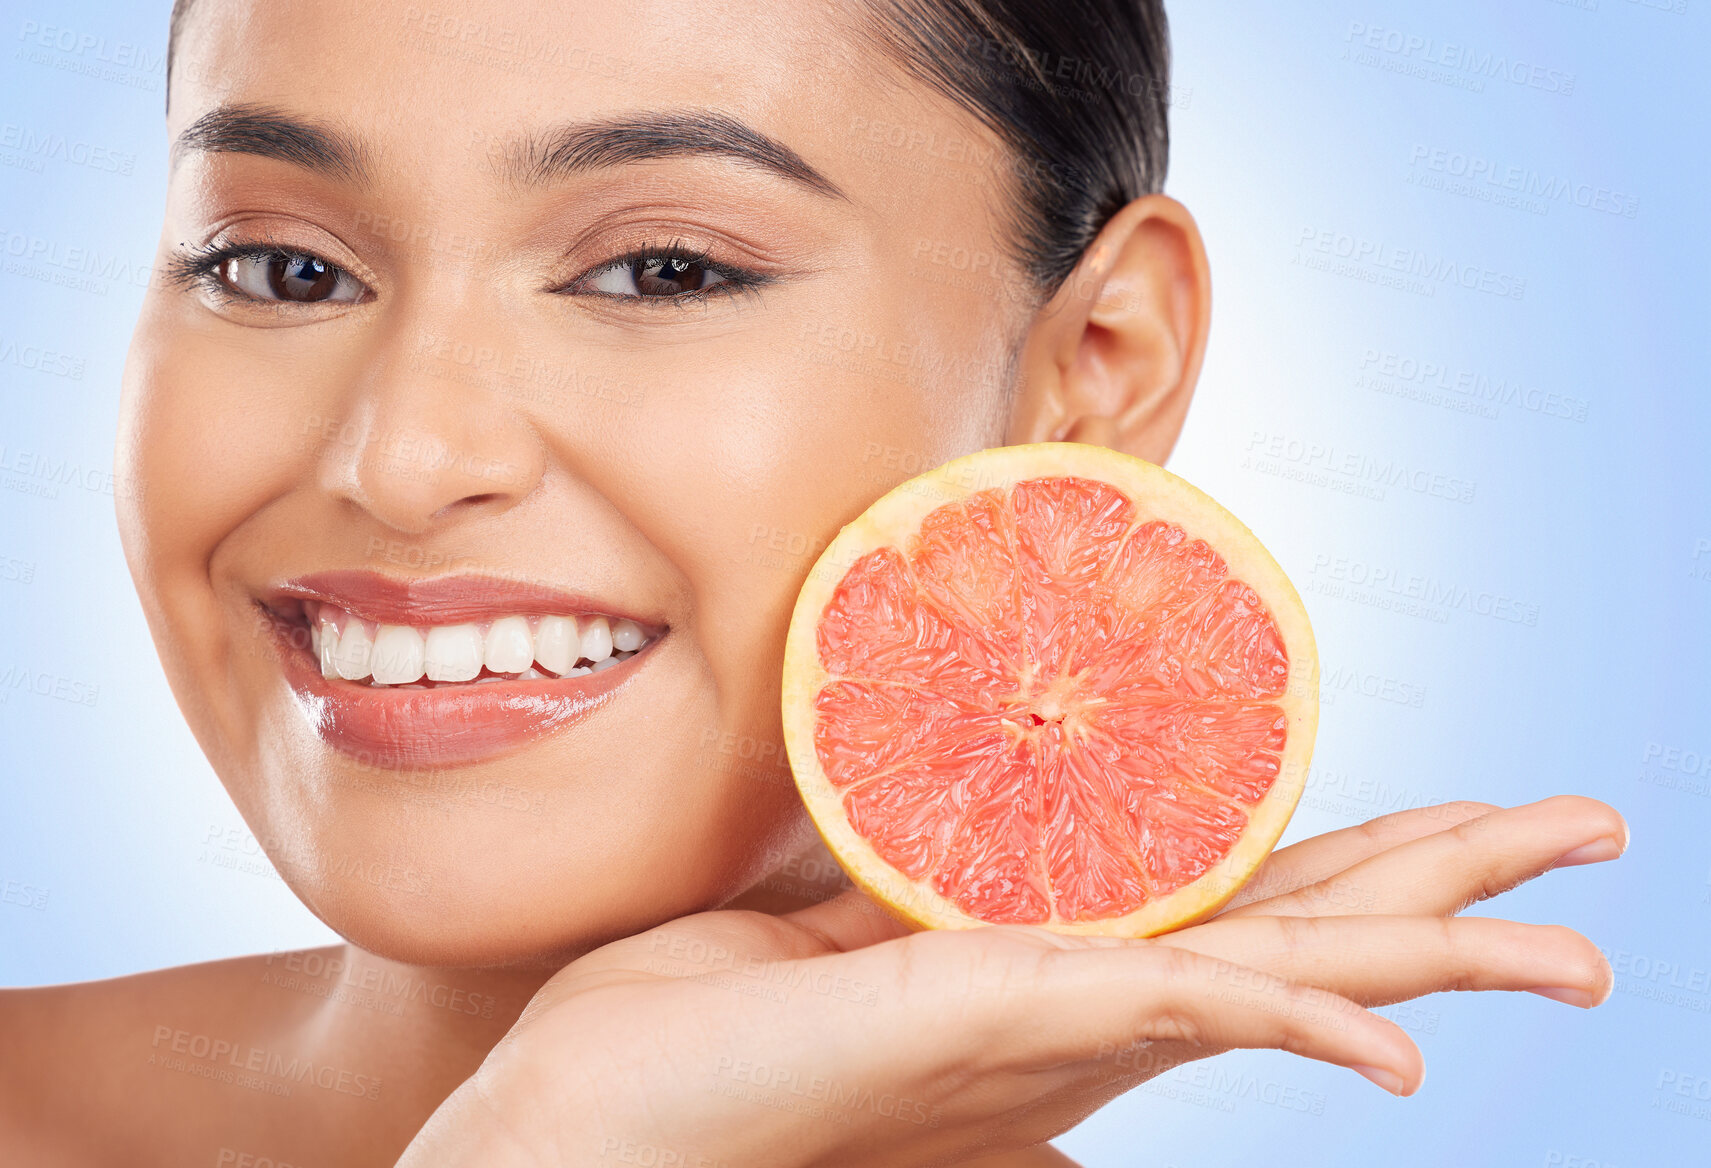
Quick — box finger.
[1158,913,1614,1009]
[1222,795,1629,920]
[1219,801,1498,913]
[972,935,1422,1095]
[596,888,912,982]
[779,888,917,953]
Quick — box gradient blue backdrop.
[2,2,1707,1164]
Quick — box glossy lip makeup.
[257,571,668,768]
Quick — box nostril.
[451,493,505,509]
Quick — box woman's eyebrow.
[508,111,848,201]
[171,102,374,187]
[171,102,847,201]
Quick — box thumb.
[781,888,919,952]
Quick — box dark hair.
[855,1,1171,298]
[166,0,1170,300]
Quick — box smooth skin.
[397,797,1627,1167]
[0,0,1626,1165]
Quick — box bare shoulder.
[958,1145,1084,1168]
[0,947,344,1165]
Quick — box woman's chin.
[256,814,788,970]
[285,872,698,970]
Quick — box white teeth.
[485,615,534,674]
[319,625,339,680]
[580,615,613,664]
[534,615,579,675]
[611,618,645,652]
[332,619,376,681]
[309,603,653,685]
[424,624,483,682]
[370,625,426,684]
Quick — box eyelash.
[163,237,773,309]
[562,237,773,308]
[161,240,314,305]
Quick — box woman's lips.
[275,638,646,768]
[271,569,659,627]
[263,571,665,769]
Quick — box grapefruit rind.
[781,442,1318,937]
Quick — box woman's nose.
[316,336,546,536]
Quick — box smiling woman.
[0,1,1629,1166]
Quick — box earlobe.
[1007,194,1211,466]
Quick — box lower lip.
[272,621,658,769]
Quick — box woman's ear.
[1005,194,1211,465]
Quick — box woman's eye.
[219,252,366,304]
[585,255,730,298]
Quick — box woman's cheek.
[117,296,332,758]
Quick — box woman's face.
[119,0,1040,965]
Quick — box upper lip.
[265,570,666,629]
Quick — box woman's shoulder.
[960,1145,1085,1168]
[0,946,347,1165]
[0,943,347,1054]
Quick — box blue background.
[2,2,1707,1165]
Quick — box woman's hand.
[396,795,1626,1168]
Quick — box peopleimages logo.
[0,227,152,293]
[0,443,133,501]
[1294,227,1526,301]
[0,123,137,175]
[15,21,165,70]
[0,337,86,381]
[712,1056,940,1127]
[149,1025,382,1100]
[1357,350,1589,423]
[1307,553,1542,627]
[1244,430,1478,505]
[1342,22,1577,95]
[1407,145,1639,219]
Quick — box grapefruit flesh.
[781,443,1318,936]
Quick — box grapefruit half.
[781,443,1317,936]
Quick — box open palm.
[401,796,1625,1168]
